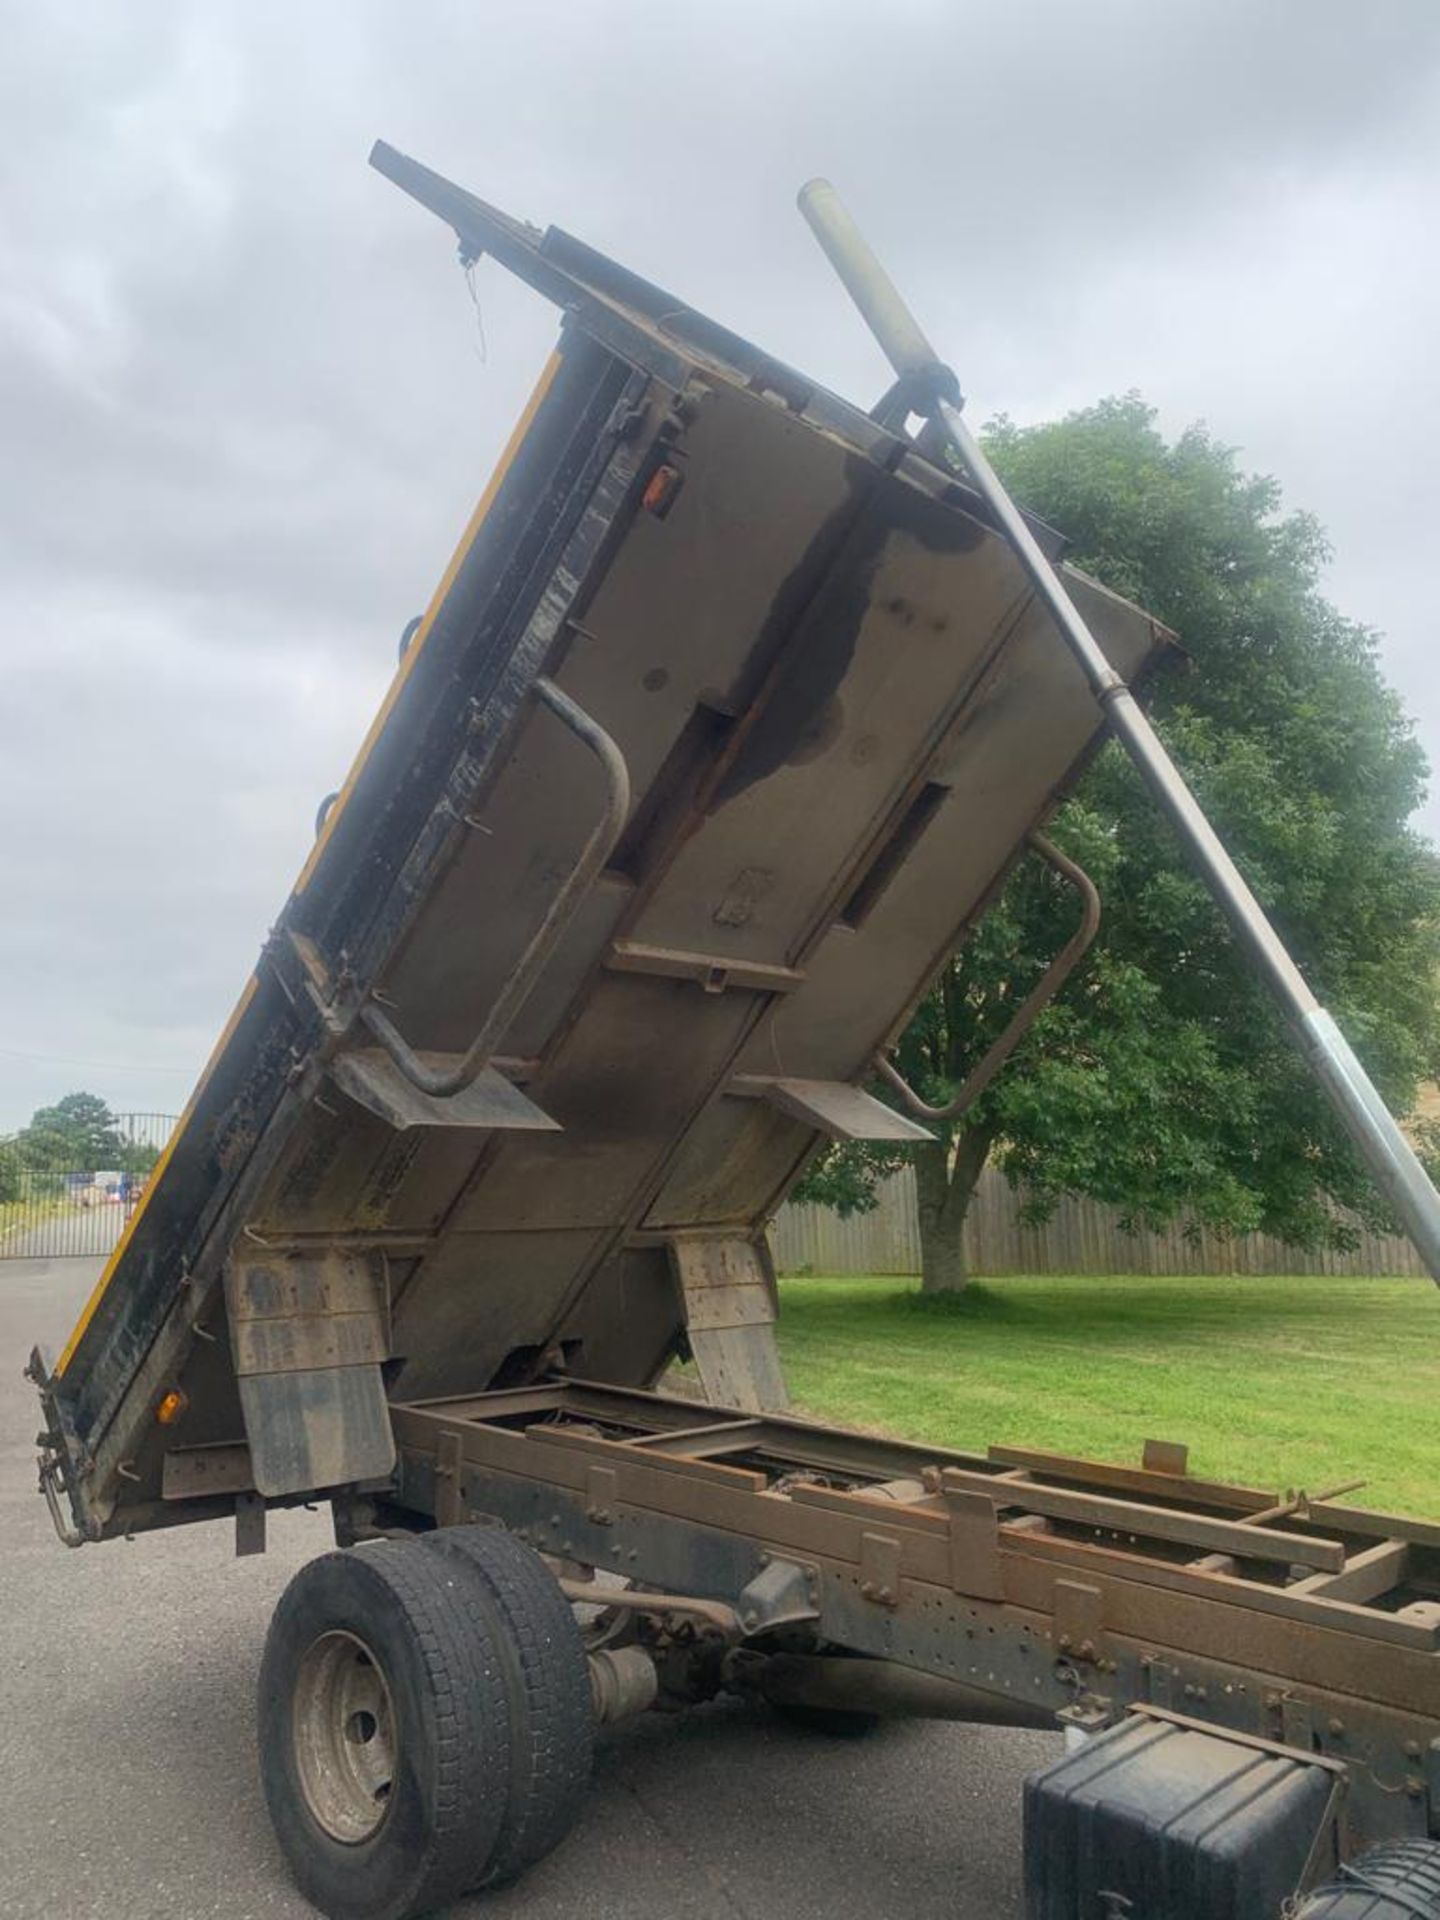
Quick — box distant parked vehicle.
[67,1172,120,1209]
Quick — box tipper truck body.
[27,150,1440,1920]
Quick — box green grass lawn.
[774,1273,1438,1519]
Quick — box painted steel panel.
[39,176,1170,1540]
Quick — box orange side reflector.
[641,462,684,518]
[155,1388,189,1426]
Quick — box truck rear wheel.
[1294,1840,1440,1917]
[258,1541,511,1920]
[420,1524,594,1884]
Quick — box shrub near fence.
[769,1165,1428,1279]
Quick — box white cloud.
[2,0,1438,1126]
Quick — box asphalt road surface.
[1,1257,1048,1920]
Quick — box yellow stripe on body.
[54,974,260,1374]
[54,349,565,1381]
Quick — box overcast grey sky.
[2,0,1438,1132]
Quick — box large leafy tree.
[797,396,1440,1290]
[16,1092,128,1174]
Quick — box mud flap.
[668,1236,788,1413]
[224,1252,396,1498]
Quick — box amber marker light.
[641,462,684,517]
[155,1388,189,1426]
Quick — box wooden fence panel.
[769,1166,1427,1279]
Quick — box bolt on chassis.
[28,148,1440,1920]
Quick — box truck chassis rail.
[349,1377,1440,1855]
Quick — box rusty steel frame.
[365,1377,1440,1855]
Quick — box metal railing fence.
[0,1113,178,1260]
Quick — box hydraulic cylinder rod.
[798,178,1440,1283]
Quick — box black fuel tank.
[1024,1711,1335,1920]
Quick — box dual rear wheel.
[258,1528,593,1920]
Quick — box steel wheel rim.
[292,1630,397,1843]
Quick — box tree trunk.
[914,1124,996,1293]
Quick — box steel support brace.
[800,180,1440,1282]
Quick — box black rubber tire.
[258,1541,511,1920]
[1295,1840,1440,1917]
[419,1525,594,1885]
[770,1700,883,1739]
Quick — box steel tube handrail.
[876,832,1100,1125]
[800,180,1440,1281]
[360,675,630,1099]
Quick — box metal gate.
[0,1113,178,1259]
